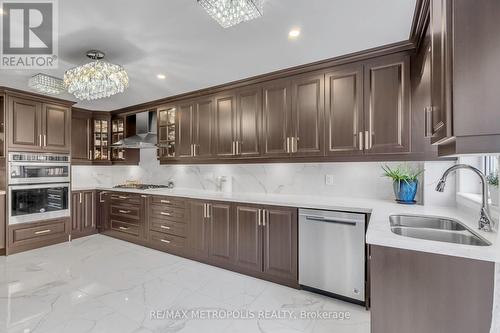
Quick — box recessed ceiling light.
[157,74,166,80]
[289,29,301,38]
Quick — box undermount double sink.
[389,215,491,246]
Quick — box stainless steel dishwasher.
[299,208,366,304]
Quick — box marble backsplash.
[72,150,456,205]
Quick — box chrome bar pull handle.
[365,130,370,150]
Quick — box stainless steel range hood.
[110,111,157,149]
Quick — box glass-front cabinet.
[93,118,109,161]
[158,106,176,159]
[111,118,125,161]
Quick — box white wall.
[72,149,456,205]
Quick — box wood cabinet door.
[262,79,291,157]
[235,205,262,273]
[187,200,209,260]
[325,64,364,155]
[290,73,324,156]
[263,206,297,282]
[208,202,234,266]
[0,195,5,250]
[71,192,82,234]
[177,102,194,158]
[213,94,236,158]
[42,104,70,152]
[71,110,91,163]
[8,97,42,150]
[96,191,110,231]
[236,87,261,157]
[429,0,452,144]
[193,98,213,158]
[81,191,95,232]
[363,53,411,154]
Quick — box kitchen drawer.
[151,196,185,208]
[109,192,142,205]
[110,220,139,237]
[150,204,185,221]
[150,218,187,237]
[7,218,70,254]
[149,230,185,253]
[110,204,141,221]
[12,220,66,242]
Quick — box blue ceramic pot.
[393,180,418,204]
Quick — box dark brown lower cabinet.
[7,218,70,255]
[234,205,262,273]
[0,194,5,253]
[370,245,494,333]
[187,200,210,260]
[262,206,298,282]
[207,202,234,266]
[187,200,298,286]
[71,190,97,239]
[100,192,147,244]
[234,204,298,286]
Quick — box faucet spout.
[435,164,495,232]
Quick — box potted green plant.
[382,165,424,204]
[487,172,498,206]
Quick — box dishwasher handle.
[305,215,359,226]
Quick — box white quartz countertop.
[72,186,499,262]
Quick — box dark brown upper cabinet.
[214,93,237,158]
[290,73,324,157]
[110,115,139,165]
[8,96,70,153]
[325,64,364,156]
[429,0,452,145]
[262,74,324,158]
[71,109,92,164]
[425,0,500,155]
[363,53,411,155]
[8,97,41,150]
[157,105,177,159]
[213,86,262,159]
[236,86,262,157]
[42,104,71,152]
[262,79,291,157]
[176,98,213,159]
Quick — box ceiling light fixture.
[289,29,301,38]
[28,73,64,95]
[198,0,264,28]
[157,74,166,80]
[64,50,129,101]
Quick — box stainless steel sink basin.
[389,214,491,246]
[389,214,467,231]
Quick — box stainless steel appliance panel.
[299,209,366,302]
[9,183,70,224]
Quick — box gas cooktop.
[113,184,171,190]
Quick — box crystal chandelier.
[28,74,64,95]
[64,50,129,101]
[198,0,264,28]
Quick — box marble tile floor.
[0,235,370,333]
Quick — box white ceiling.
[0,0,417,111]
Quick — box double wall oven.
[8,153,70,224]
